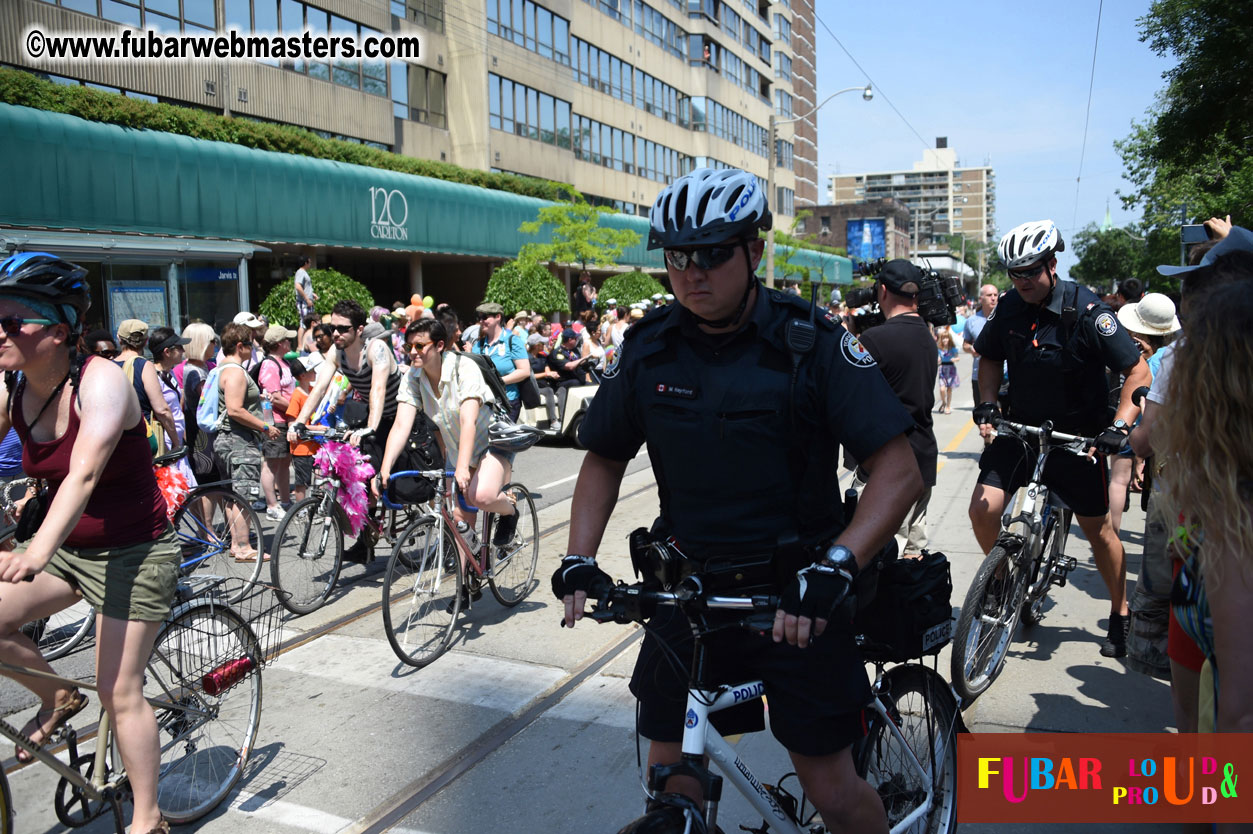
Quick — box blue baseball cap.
[1157,225,1253,276]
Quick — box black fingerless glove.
[779,562,854,623]
[973,401,1001,426]
[551,554,612,600]
[1094,423,1130,455]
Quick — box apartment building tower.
[827,138,995,251]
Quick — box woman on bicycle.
[378,319,518,594]
[256,324,297,520]
[0,252,180,834]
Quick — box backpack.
[121,357,162,456]
[385,410,445,505]
[195,365,226,434]
[476,332,542,410]
[452,351,511,418]
[248,356,279,387]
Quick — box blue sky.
[811,0,1174,279]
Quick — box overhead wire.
[812,11,930,153]
[1072,0,1104,230]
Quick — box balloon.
[406,304,420,319]
[423,295,434,308]
[411,294,422,306]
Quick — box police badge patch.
[840,331,876,367]
[601,344,623,378]
[1095,312,1118,336]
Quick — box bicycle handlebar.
[152,446,188,467]
[994,418,1095,449]
[291,423,355,443]
[585,577,780,633]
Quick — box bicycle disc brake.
[54,728,126,828]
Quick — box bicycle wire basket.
[160,576,290,697]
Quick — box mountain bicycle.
[269,425,419,614]
[0,573,283,833]
[584,574,962,834]
[950,418,1088,705]
[381,468,540,667]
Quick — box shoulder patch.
[839,331,876,368]
[1095,312,1118,337]
[601,344,623,379]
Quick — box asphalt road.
[1,351,1180,833]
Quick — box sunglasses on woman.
[664,245,740,272]
[0,315,57,335]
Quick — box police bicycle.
[950,418,1089,705]
[584,570,961,834]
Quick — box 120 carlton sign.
[369,186,409,241]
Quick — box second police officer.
[970,219,1150,657]
[551,167,922,833]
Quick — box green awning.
[0,103,849,281]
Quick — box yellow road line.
[936,419,976,475]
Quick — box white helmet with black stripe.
[998,220,1065,270]
[647,168,773,250]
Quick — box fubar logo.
[370,187,409,241]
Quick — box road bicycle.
[381,468,540,667]
[0,573,283,833]
[15,448,266,659]
[270,425,420,614]
[950,418,1087,705]
[584,574,962,834]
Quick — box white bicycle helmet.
[648,168,773,250]
[488,420,544,453]
[998,220,1065,270]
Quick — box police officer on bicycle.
[969,219,1150,657]
[552,168,922,833]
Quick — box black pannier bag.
[385,410,445,505]
[854,549,953,663]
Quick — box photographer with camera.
[852,260,939,558]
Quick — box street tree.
[484,261,570,317]
[1069,224,1152,290]
[1117,0,1253,245]
[518,195,641,270]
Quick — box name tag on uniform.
[656,383,697,399]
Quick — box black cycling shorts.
[976,435,1110,518]
[629,604,869,757]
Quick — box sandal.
[140,819,170,834]
[233,550,271,563]
[16,689,89,763]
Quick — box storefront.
[0,102,851,331]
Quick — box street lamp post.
[765,84,872,288]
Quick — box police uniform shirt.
[547,345,580,383]
[973,280,1141,434]
[578,286,914,553]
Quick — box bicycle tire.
[1022,508,1071,626]
[950,544,1027,704]
[382,517,463,667]
[24,598,96,660]
[147,602,262,824]
[858,665,959,834]
[270,495,343,615]
[486,483,539,607]
[173,487,265,601]
[614,804,709,834]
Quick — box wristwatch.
[822,544,858,577]
[1112,419,1130,433]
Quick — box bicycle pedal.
[1051,557,1078,587]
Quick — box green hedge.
[598,271,666,309]
[484,261,570,317]
[257,268,374,329]
[0,67,572,202]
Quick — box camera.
[1181,224,1210,245]
[850,258,961,330]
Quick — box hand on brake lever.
[552,554,611,627]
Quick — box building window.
[773,13,790,45]
[400,0,445,33]
[820,215,830,235]
[489,74,570,148]
[775,138,792,170]
[406,65,447,127]
[774,51,791,81]
[775,186,794,217]
[774,89,792,119]
[489,0,571,65]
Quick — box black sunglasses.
[664,245,740,272]
[477,312,499,321]
[0,315,57,335]
[96,348,119,359]
[330,324,355,334]
[1009,262,1048,281]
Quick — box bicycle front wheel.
[950,544,1026,705]
[173,487,265,600]
[382,517,462,667]
[147,603,262,824]
[24,598,96,660]
[858,665,959,834]
[270,495,343,615]
[487,483,539,607]
[1022,508,1070,627]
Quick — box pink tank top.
[15,357,167,548]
